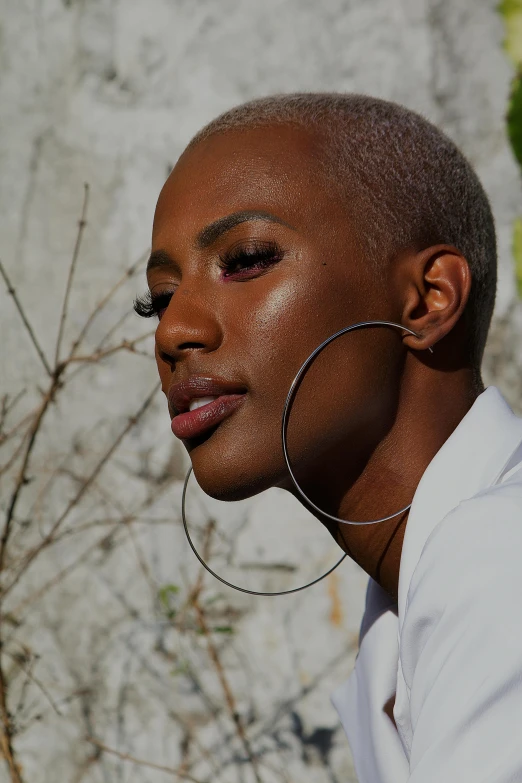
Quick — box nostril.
[178,342,207,350]
[157,341,208,368]
[158,344,205,366]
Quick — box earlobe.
[399,245,472,353]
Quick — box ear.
[396,245,472,353]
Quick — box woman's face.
[148,125,403,505]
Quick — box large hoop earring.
[282,320,433,527]
[181,320,432,596]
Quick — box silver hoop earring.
[181,320,432,596]
[282,320,433,527]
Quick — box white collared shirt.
[331,386,522,782]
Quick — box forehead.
[152,124,338,244]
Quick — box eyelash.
[133,241,284,319]
[218,240,284,278]
[133,290,173,319]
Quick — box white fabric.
[330,386,522,782]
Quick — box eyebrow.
[146,249,179,275]
[196,210,294,249]
[146,210,294,275]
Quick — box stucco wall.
[1,1,521,782]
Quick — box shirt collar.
[397,385,522,630]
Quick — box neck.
[308,366,481,601]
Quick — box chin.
[187,431,283,503]
[191,460,279,502]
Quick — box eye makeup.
[218,239,285,280]
[134,240,286,319]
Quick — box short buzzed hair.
[187,93,497,369]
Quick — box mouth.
[168,376,247,440]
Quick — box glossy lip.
[167,376,247,416]
[168,376,248,440]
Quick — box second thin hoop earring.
[181,319,432,596]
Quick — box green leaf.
[213,625,234,634]
[499,1,522,297]
[507,72,522,167]
[499,0,522,64]
[513,217,522,297]
[158,584,180,613]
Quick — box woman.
[134,93,522,782]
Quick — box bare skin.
[144,123,476,601]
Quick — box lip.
[168,376,247,440]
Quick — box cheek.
[232,276,322,398]
[227,275,401,468]
[244,278,305,353]
[229,270,356,401]
[185,268,399,500]
[186,277,329,496]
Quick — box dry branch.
[86,737,206,782]
[185,525,264,783]
[0,261,52,378]
[2,381,160,600]
[0,392,27,441]
[6,649,63,718]
[0,660,24,783]
[68,249,149,361]
[0,383,59,576]
[0,184,290,783]
[54,183,90,368]
[65,331,155,366]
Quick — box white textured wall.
[1,2,521,782]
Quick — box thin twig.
[0,260,52,377]
[0,189,94,572]
[187,527,263,783]
[0,410,34,451]
[66,332,155,365]
[125,520,158,599]
[54,183,90,367]
[0,380,60,576]
[12,654,34,725]
[2,382,160,599]
[0,429,31,479]
[5,648,63,718]
[23,455,74,542]
[193,599,263,783]
[96,309,137,351]
[42,514,174,546]
[0,395,8,433]
[68,249,148,361]
[7,467,175,605]
[0,653,25,783]
[0,391,27,439]
[9,521,125,617]
[174,522,215,632]
[86,737,206,783]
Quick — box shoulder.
[411,475,522,598]
[400,477,522,682]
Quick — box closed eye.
[218,240,285,280]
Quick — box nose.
[155,284,223,368]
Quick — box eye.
[133,290,174,320]
[218,241,284,280]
